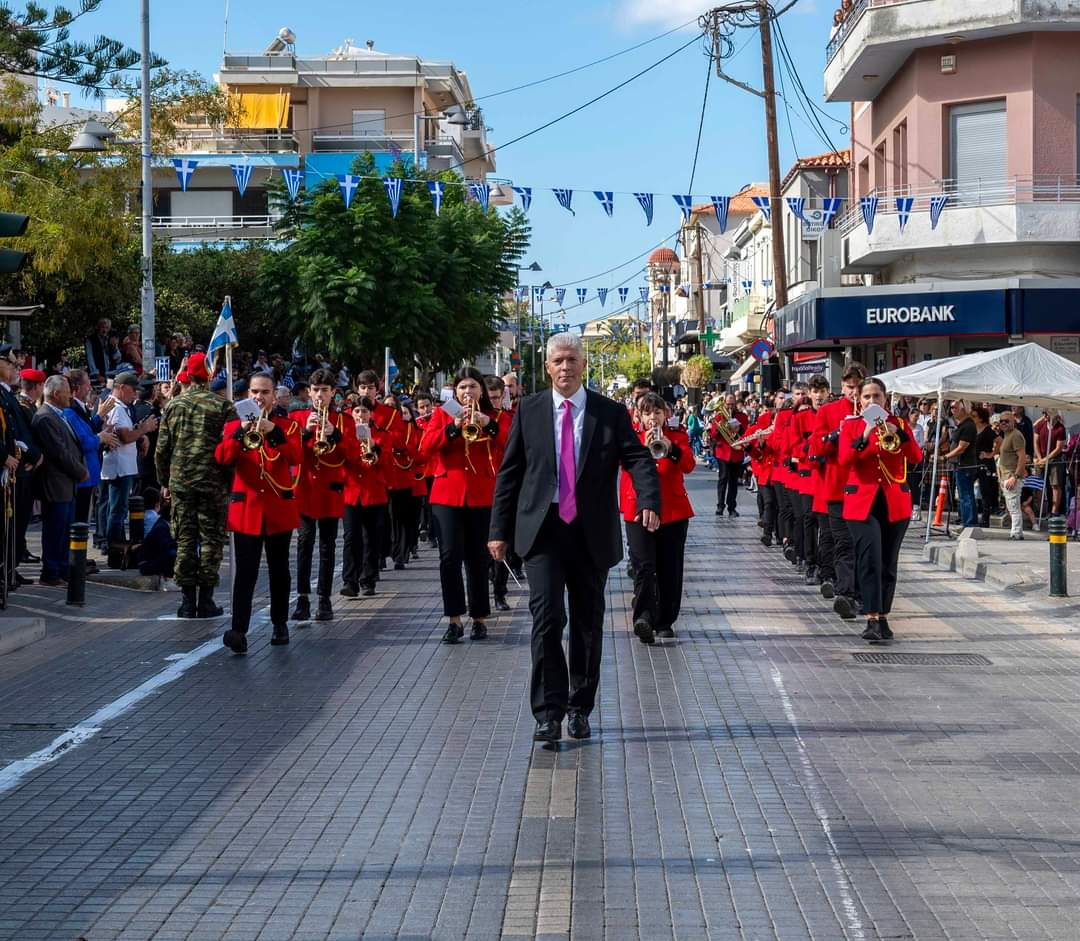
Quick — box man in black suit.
[0,347,39,589]
[489,333,660,743]
[31,375,88,586]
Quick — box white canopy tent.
[872,344,1080,538]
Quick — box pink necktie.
[559,400,577,523]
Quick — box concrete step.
[0,617,46,655]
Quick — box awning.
[729,356,759,383]
[230,90,291,129]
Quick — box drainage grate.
[852,651,992,666]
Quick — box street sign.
[751,338,774,362]
[800,208,829,241]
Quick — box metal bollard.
[128,495,145,544]
[1048,515,1068,598]
[66,522,90,607]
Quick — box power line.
[687,55,712,192]
[772,18,845,155]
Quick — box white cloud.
[615,0,816,28]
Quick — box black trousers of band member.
[342,503,384,589]
[526,507,607,722]
[431,504,491,619]
[625,517,689,630]
[492,546,523,599]
[296,514,338,599]
[389,488,418,564]
[827,500,856,599]
[798,491,817,566]
[716,459,742,513]
[232,530,292,634]
[848,490,909,616]
[759,483,778,540]
[815,511,835,581]
[787,484,807,561]
[776,482,795,546]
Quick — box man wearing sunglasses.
[997,413,1028,540]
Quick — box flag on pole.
[594,191,614,217]
[427,180,445,215]
[634,192,654,226]
[751,195,772,221]
[821,196,843,227]
[741,279,753,297]
[618,287,629,305]
[384,177,404,217]
[172,158,197,192]
[930,193,950,230]
[673,194,694,220]
[338,174,361,209]
[576,288,588,305]
[282,168,303,201]
[895,195,914,232]
[639,286,649,303]
[597,288,608,307]
[513,186,532,212]
[468,182,490,212]
[208,296,239,361]
[711,195,730,233]
[555,287,566,306]
[231,163,254,197]
[786,196,806,223]
[553,188,575,215]
[154,357,170,382]
[860,195,879,235]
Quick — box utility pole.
[685,217,707,354]
[757,0,788,310]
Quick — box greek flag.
[618,287,629,305]
[427,180,445,215]
[741,279,753,297]
[639,287,649,303]
[634,192,654,226]
[673,194,694,220]
[537,285,547,302]
[555,287,566,306]
[762,279,773,288]
[282,168,303,201]
[338,174,361,209]
[282,373,295,390]
[821,196,843,226]
[751,195,772,221]
[576,288,588,305]
[930,193,950,230]
[513,186,532,212]
[384,177,404,218]
[860,195,879,235]
[594,191,614,217]
[172,158,197,192]
[711,195,730,234]
[896,195,914,232]
[154,357,170,382]
[1023,474,1045,491]
[208,296,238,357]
[553,188,575,215]
[786,196,806,223]
[597,288,608,307]
[231,163,254,197]
[515,286,527,302]
[468,182,490,212]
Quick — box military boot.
[177,586,198,619]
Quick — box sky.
[72,0,847,329]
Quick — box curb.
[0,617,46,655]
[921,539,1047,593]
[86,571,162,591]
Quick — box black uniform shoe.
[715,507,724,516]
[567,712,591,739]
[270,624,290,645]
[804,565,818,584]
[877,617,893,642]
[861,618,883,642]
[20,552,39,564]
[441,622,464,644]
[177,586,198,619]
[760,535,772,547]
[534,719,561,742]
[820,580,836,599]
[197,587,224,618]
[222,629,247,654]
[633,617,655,645]
[833,595,856,620]
[655,626,675,639]
[340,584,358,598]
[728,509,739,518]
[314,597,333,621]
[470,620,488,640]
[783,545,797,563]
[290,595,311,622]
[494,595,510,612]
[361,584,376,597]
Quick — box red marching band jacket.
[620,425,695,524]
[766,407,795,488]
[344,426,390,508]
[746,410,775,484]
[419,404,507,508]
[215,413,303,536]
[293,407,359,520]
[791,405,819,497]
[807,397,856,513]
[709,409,749,463]
[838,412,923,523]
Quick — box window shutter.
[950,100,1007,192]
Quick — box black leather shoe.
[470,620,487,640]
[197,587,224,618]
[783,545,797,563]
[340,584,358,598]
[833,595,856,620]
[270,624,290,646]
[314,597,333,621]
[633,617,655,645]
[760,535,772,547]
[534,720,561,742]
[361,584,376,597]
[878,617,893,642]
[728,509,739,518]
[494,595,510,612]
[655,626,675,639]
[222,629,247,654]
[20,552,39,564]
[177,586,198,619]
[442,622,464,644]
[567,713,591,739]
[291,596,311,622]
[861,619,883,642]
[820,580,835,599]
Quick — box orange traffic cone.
[931,473,948,527]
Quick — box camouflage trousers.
[171,488,227,588]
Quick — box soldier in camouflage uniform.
[155,352,237,618]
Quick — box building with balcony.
[781,0,1080,371]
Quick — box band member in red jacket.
[292,368,358,623]
[769,389,798,560]
[710,393,749,517]
[794,375,830,583]
[215,373,302,653]
[385,399,423,570]
[413,392,437,546]
[341,397,388,598]
[420,366,507,644]
[746,401,777,545]
[620,393,695,643]
[486,375,520,611]
[838,376,923,644]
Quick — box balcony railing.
[837,176,1080,235]
[825,0,923,63]
[173,128,298,153]
[310,131,417,152]
[152,215,273,232]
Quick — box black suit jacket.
[31,405,87,503]
[490,388,660,570]
[0,385,41,469]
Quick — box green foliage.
[681,353,713,388]
[615,342,652,382]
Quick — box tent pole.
[926,388,943,541]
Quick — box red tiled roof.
[781,149,851,191]
[648,247,679,266]
[691,184,769,218]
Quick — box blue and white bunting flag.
[930,193,950,230]
[741,279,753,297]
[895,195,914,232]
[515,286,527,302]
[537,285,546,302]
[208,296,238,357]
[860,195,879,235]
[821,196,843,226]
[468,182,490,212]
[762,279,773,288]
[384,177,404,218]
[639,287,649,303]
[634,193,654,226]
[751,195,772,221]
[555,287,566,306]
[172,158,197,192]
[576,288,588,305]
[230,163,254,197]
[553,188,575,215]
[594,191,614,217]
[338,174,361,209]
[154,356,170,382]
[618,287,629,306]
[786,196,806,223]
[673,194,694,220]
[711,195,730,234]
[427,180,445,215]
[282,168,303,201]
[597,288,608,307]
[513,186,532,212]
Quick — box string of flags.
[513,279,767,311]
[167,158,957,235]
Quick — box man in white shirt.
[99,372,157,549]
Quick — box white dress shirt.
[551,384,587,503]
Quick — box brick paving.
[2,471,1080,938]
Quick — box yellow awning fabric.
[231,90,291,129]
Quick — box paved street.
[3,472,1080,940]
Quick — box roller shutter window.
[949,99,1007,204]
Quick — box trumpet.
[358,430,378,466]
[646,424,671,460]
[461,398,483,443]
[241,411,268,451]
[875,417,901,453]
[313,403,335,456]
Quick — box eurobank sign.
[865,304,955,326]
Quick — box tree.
[261,154,530,373]
[615,342,651,383]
